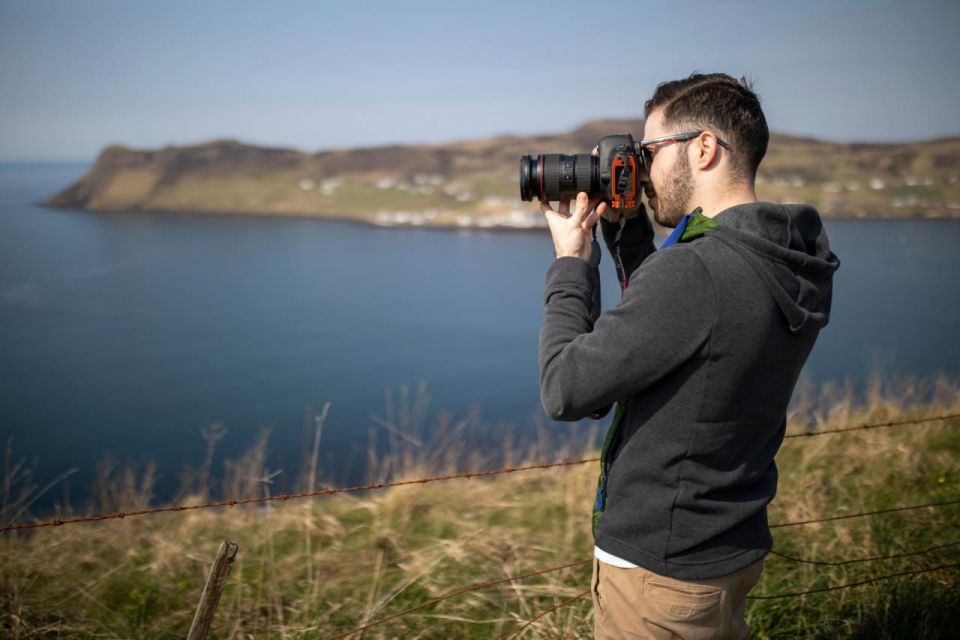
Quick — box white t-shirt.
[594,545,639,568]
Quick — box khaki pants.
[591,556,764,639]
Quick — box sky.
[1,0,958,161]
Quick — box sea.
[1,162,958,510]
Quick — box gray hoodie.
[539,201,840,579]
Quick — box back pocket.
[643,580,722,620]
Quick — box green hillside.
[46,121,960,229]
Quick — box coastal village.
[332,171,960,230]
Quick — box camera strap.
[611,216,629,293]
[615,152,633,198]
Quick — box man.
[538,73,840,639]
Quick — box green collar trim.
[679,207,721,242]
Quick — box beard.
[651,147,694,228]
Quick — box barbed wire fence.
[2,410,958,638]
[329,497,960,640]
[4,411,956,534]
[494,561,960,640]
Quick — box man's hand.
[541,192,602,262]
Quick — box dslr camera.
[519,134,642,210]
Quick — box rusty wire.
[499,588,592,639]
[768,539,960,566]
[782,411,960,439]
[747,561,960,599]
[497,560,960,635]
[769,498,960,529]
[322,559,590,640]
[325,501,960,639]
[1,410,956,534]
[0,457,598,533]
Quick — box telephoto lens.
[519,153,598,202]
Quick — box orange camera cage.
[610,154,640,210]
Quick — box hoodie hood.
[709,202,840,333]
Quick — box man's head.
[641,73,769,226]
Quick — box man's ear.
[694,133,720,170]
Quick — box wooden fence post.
[187,540,239,640]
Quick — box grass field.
[2,371,959,639]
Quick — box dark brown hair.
[644,73,768,180]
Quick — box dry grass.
[2,371,959,639]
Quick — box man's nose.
[638,163,651,184]
[638,167,656,197]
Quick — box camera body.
[519,133,642,210]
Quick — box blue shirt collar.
[659,212,694,249]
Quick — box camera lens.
[519,153,598,202]
[519,155,539,202]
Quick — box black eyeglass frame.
[636,131,731,170]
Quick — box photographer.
[539,73,840,639]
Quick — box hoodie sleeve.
[539,247,716,421]
[599,203,657,290]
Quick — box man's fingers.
[583,210,599,231]
[582,197,603,231]
[558,198,571,216]
[571,193,591,223]
[584,196,600,221]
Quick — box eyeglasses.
[637,131,731,170]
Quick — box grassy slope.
[2,373,960,639]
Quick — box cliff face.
[47,140,305,211]
[47,121,960,226]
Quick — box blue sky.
[1,0,958,161]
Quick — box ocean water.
[1,162,958,507]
